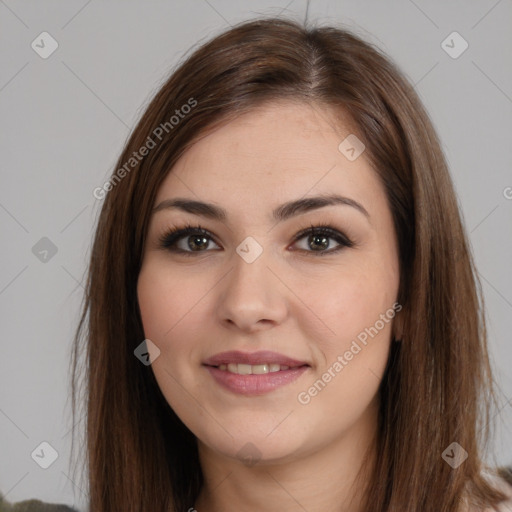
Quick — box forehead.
[154,101,384,221]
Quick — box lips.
[202,350,310,395]
[202,350,309,368]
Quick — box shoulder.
[0,493,78,512]
[480,466,512,512]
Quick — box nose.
[215,247,288,333]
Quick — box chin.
[196,422,310,467]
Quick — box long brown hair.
[70,17,510,511]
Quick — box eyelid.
[157,221,355,256]
[290,223,355,255]
[156,223,219,252]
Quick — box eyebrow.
[152,193,370,223]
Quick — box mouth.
[203,350,310,368]
[212,362,306,375]
[202,350,310,395]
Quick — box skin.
[137,100,403,512]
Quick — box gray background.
[0,1,511,510]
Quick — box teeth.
[236,363,252,375]
[217,363,296,374]
[252,364,269,374]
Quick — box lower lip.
[204,365,309,396]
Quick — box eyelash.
[157,222,355,257]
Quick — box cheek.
[137,265,204,408]
[137,268,170,341]
[299,274,394,416]
[137,263,201,342]
[311,266,397,348]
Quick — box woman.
[71,17,512,512]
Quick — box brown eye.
[292,225,354,256]
[159,226,220,255]
[158,223,354,257]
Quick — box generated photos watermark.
[93,97,197,200]
[297,302,402,405]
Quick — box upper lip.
[203,350,309,367]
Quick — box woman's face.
[137,100,401,465]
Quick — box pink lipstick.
[203,350,310,396]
